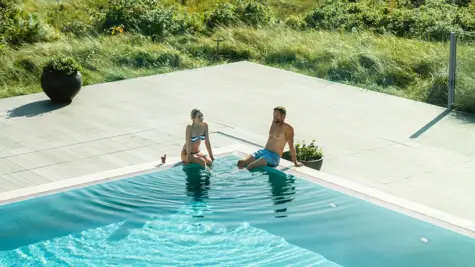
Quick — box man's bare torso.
[264,122,289,156]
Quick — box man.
[237,106,303,170]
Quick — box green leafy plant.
[295,140,324,161]
[204,2,238,29]
[237,1,274,27]
[0,0,51,46]
[43,55,82,75]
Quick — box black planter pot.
[41,71,82,103]
[301,158,323,170]
[282,151,323,170]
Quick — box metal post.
[214,38,224,60]
[448,32,457,109]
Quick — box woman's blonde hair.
[190,108,202,118]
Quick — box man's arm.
[286,124,303,167]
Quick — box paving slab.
[1,61,475,225]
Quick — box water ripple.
[0,156,343,266]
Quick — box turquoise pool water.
[0,155,474,266]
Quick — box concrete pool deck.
[1,61,475,227]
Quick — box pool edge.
[228,143,475,239]
[0,145,243,207]
[1,143,474,239]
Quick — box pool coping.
[229,144,475,239]
[0,146,241,206]
[1,143,474,239]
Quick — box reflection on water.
[267,171,296,218]
[183,166,211,202]
[183,166,212,218]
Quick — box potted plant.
[282,140,324,170]
[41,55,83,103]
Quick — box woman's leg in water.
[181,150,207,168]
[196,152,213,166]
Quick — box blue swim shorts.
[252,149,280,167]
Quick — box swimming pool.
[0,153,474,266]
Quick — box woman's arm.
[204,123,214,161]
[186,125,192,162]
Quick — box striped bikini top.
[191,134,206,142]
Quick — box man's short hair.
[273,106,287,116]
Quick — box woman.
[181,108,214,168]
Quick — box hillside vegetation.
[1,0,475,112]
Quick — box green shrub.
[46,3,105,37]
[379,8,417,37]
[43,56,82,75]
[204,2,238,29]
[303,0,467,41]
[0,0,21,41]
[102,0,161,32]
[454,7,475,31]
[137,7,178,40]
[174,13,206,34]
[284,15,307,30]
[295,140,324,161]
[0,42,6,54]
[236,1,273,27]
[410,1,462,41]
[103,1,196,40]
[0,0,51,45]
[453,0,472,7]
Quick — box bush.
[0,0,21,40]
[409,1,462,41]
[303,0,467,41]
[174,13,206,34]
[295,140,324,161]
[284,15,307,30]
[102,0,155,31]
[204,2,238,29]
[0,0,51,45]
[43,56,82,75]
[46,3,105,37]
[103,1,196,40]
[0,42,6,54]
[454,7,475,31]
[137,7,178,40]
[236,1,273,27]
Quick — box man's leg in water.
[237,154,255,169]
[246,157,268,170]
[247,149,280,170]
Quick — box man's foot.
[237,155,256,169]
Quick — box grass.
[1,0,475,113]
